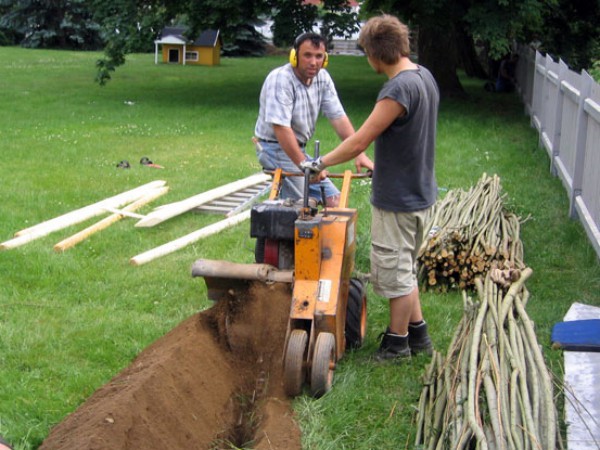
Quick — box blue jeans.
[256,141,340,203]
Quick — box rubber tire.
[345,278,367,349]
[254,238,294,269]
[310,332,336,398]
[283,329,308,397]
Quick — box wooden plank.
[53,187,169,252]
[101,207,146,220]
[13,180,166,237]
[130,210,251,266]
[135,173,270,228]
[1,180,167,251]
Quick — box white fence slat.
[570,72,594,217]
[584,98,600,123]
[516,47,600,261]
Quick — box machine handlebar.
[264,169,372,179]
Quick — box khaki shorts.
[370,206,433,298]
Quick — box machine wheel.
[255,237,279,265]
[254,237,265,263]
[255,238,294,270]
[283,329,308,397]
[310,332,336,398]
[345,278,367,349]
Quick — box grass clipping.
[418,173,526,291]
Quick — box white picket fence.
[515,44,600,261]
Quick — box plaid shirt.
[254,64,346,144]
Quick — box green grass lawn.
[0,47,599,449]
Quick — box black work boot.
[408,321,433,356]
[375,328,411,362]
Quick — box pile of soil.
[40,282,302,450]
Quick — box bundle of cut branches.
[414,269,563,450]
[418,173,526,291]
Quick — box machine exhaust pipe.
[192,259,294,301]
[192,259,293,283]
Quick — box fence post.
[549,60,568,176]
[531,51,545,133]
[569,70,593,219]
[539,54,558,154]
[525,46,536,115]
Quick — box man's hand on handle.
[354,152,374,173]
[300,156,326,173]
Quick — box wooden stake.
[134,173,270,228]
[101,207,146,220]
[1,180,167,251]
[53,186,169,252]
[130,209,251,266]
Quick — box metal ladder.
[193,179,271,217]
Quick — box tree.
[93,0,360,85]
[541,0,600,72]
[269,0,319,47]
[318,0,361,48]
[361,0,550,97]
[0,0,102,50]
[221,23,267,57]
[185,0,270,54]
[266,0,359,49]
[0,1,19,44]
[94,0,273,83]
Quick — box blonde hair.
[358,14,410,65]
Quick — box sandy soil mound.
[40,282,302,450]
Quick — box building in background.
[154,27,221,66]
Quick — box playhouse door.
[169,49,179,63]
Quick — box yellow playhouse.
[154,27,221,66]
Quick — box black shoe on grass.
[375,328,411,362]
[408,321,433,356]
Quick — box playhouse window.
[186,52,199,61]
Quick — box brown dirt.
[40,282,302,450]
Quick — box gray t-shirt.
[371,66,439,212]
[254,64,346,144]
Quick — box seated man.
[495,53,518,93]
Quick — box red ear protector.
[289,34,329,68]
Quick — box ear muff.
[289,47,329,68]
[289,47,298,67]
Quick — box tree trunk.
[417,25,465,98]
[455,27,488,79]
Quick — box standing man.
[254,32,373,206]
[302,15,438,361]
